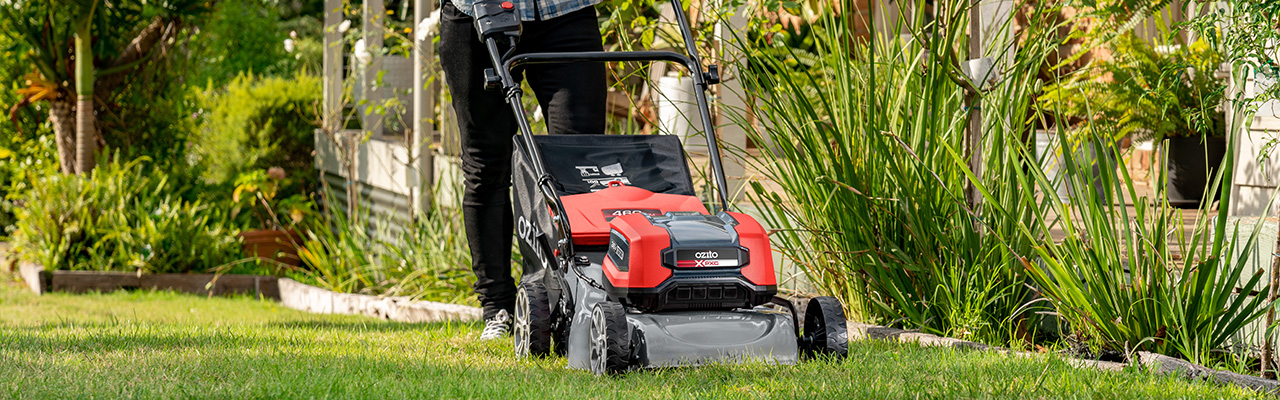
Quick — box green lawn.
[0,276,1267,399]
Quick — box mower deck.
[563,252,799,370]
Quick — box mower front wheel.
[800,296,848,358]
[514,283,553,357]
[589,301,631,375]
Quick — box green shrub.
[189,0,291,87]
[0,36,63,235]
[0,130,57,236]
[12,156,243,273]
[736,0,1274,366]
[193,74,321,203]
[0,95,59,236]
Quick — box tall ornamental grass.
[294,193,478,305]
[999,2,1280,365]
[733,0,1275,361]
[733,0,1064,344]
[993,122,1268,364]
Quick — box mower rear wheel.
[589,301,631,375]
[514,283,553,357]
[800,296,848,358]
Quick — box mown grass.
[0,277,1267,399]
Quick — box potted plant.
[1041,33,1226,208]
[233,167,315,266]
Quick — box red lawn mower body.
[559,183,777,312]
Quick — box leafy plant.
[193,74,321,201]
[12,155,243,273]
[0,78,58,235]
[1039,32,1226,142]
[731,0,1271,363]
[188,0,299,87]
[232,167,316,230]
[986,122,1269,365]
[995,1,1280,366]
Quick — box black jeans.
[439,1,606,320]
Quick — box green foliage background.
[192,74,322,204]
[12,156,244,273]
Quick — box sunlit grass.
[0,278,1265,399]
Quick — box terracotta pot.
[240,229,303,267]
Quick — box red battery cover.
[602,212,672,289]
[726,212,776,287]
[560,184,707,246]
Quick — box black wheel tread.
[515,283,554,357]
[803,296,848,358]
[591,301,630,375]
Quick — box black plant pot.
[1164,136,1226,209]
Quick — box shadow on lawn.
[0,318,478,355]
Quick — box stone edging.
[17,262,49,295]
[277,278,481,323]
[848,321,1280,395]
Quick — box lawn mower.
[470,0,849,374]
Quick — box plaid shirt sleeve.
[449,0,601,21]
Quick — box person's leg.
[520,7,607,136]
[439,0,518,321]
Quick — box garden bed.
[17,262,279,299]
[13,260,480,324]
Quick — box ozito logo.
[517,216,548,270]
[674,248,745,268]
[602,208,661,221]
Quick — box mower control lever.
[472,1,522,42]
[483,68,502,91]
[704,65,720,85]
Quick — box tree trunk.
[75,97,95,174]
[47,98,77,175]
[74,22,97,175]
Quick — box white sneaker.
[480,309,511,340]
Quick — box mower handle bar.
[501,51,699,77]
[482,0,732,266]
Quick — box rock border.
[847,321,1279,395]
[277,278,481,323]
[17,262,49,295]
